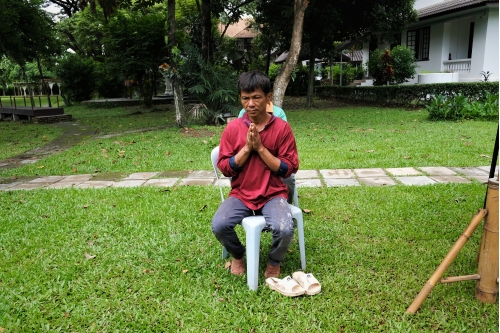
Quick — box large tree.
[0,0,60,103]
[271,0,309,108]
[167,0,186,127]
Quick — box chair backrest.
[211,146,225,202]
[211,145,298,207]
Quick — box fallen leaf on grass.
[38,165,44,169]
[203,140,208,144]
[143,269,149,273]
[365,150,375,153]
[87,241,94,246]
[113,141,120,145]
[63,312,70,318]
[302,208,311,214]
[199,204,207,212]
[83,205,89,209]
[224,261,231,269]
[72,168,77,173]
[182,269,188,273]
[404,156,411,159]
[165,151,170,156]
[218,298,224,302]
[480,154,491,158]
[465,142,472,146]
[85,253,96,260]
[0,327,5,332]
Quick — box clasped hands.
[245,123,264,153]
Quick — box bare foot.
[230,257,245,276]
[264,263,280,278]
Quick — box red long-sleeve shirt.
[217,113,299,210]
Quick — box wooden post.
[475,178,499,303]
[406,209,488,314]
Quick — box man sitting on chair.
[212,70,299,278]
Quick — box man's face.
[240,89,271,117]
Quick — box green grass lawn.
[0,122,64,161]
[0,102,496,178]
[0,95,65,108]
[0,184,497,332]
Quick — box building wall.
[470,7,499,82]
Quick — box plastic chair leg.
[290,205,306,270]
[222,246,228,259]
[241,216,267,291]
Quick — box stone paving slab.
[113,180,146,187]
[449,167,488,176]
[61,174,92,182]
[396,176,436,186]
[186,170,215,178]
[144,178,179,187]
[20,159,38,164]
[178,178,215,186]
[214,179,231,187]
[477,166,499,175]
[419,167,456,176]
[0,183,18,190]
[295,179,323,187]
[29,176,65,183]
[46,181,83,189]
[430,176,471,184]
[354,168,387,177]
[123,172,159,180]
[386,167,422,176]
[76,181,115,188]
[10,183,51,190]
[0,163,9,167]
[319,169,355,178]
[295,170,319,179]
[358,177,397,186]
[324,178,360,187]
[468,175,489,183]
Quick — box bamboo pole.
[440,274,480,283]
[475,178,499,303]
[406,209,487,314]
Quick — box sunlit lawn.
[0,95,65,108]
[0,184,497,332]
[0,102,496,178]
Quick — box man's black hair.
[237,70,272,95]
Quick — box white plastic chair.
[211,146,306,290]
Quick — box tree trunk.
[36,57,51,107]
[201,0,211,62]
[265,39,272,76]
[272,0,309,108]
[168,0,186,127]
[305,43,316,108]
[21,66,35,108]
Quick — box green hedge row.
[316,82,499,106]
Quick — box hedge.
[316,82,499,107]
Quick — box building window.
[407,27,430,60]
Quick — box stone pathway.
[1,166,497,191]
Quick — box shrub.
[316,82,499,107]
[180,44,239,124]
[366,46,417,85]
[55,54,96,105]
[426,92,499,121]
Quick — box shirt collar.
[241,112,276,128]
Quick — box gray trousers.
[211,196,294,266]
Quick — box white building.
[362,0,499,83]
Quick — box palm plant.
[180,44,240,124]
